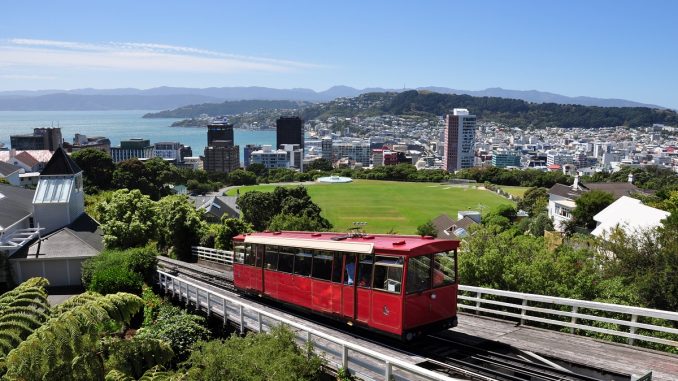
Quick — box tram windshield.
[406,250,457,294]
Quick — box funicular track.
[156,257,629,381]
[415,335,625,381]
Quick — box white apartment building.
[250,145,289,169]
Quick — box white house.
[0,162,22,186]
[0,147,102,287]
[591,196,670,239]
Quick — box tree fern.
[105,369,134,381]
[0,278,51,360]
[3,292,143,381]
[51,292,102,316]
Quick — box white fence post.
[629,314,638,345]
[475,291,482,315]
[570,306,578,334]
[520,299,528,325]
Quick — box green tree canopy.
[155,195,205,260]
[214,218,252,250]
[306,158,333,172]
[71,148,115,191]
[416,220,437,237]
[97,189,157,249]
[228,169,257,186]
[572,190,614,230]
[517,187,549,216]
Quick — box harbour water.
[0,110,276,160]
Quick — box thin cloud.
[0,74,58,80]
[0,38,323,74]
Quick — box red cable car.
[232,231,460,341]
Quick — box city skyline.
[1,0,677,109]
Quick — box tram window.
[264,246,279,270]
[344,254,356,285]
[295,250,312,277]
[357,254,374,288]
[244,244,257,266]
[255,245,264,268]
[233,243,246,264]
[331,253,343,283]
[373,256,403,294]
[432,251,456,287]
[406,255,432,294]
[277,246,295,273]
[311,251,333,281]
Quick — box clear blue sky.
[1,0,677,108]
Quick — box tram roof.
[236,231,460,255]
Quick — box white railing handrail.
[157,270,463,381]
[192,246,234,265]
[458,285,678,347]
[458,285,678,321]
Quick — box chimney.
[10,148,16,159]
[572,174,580,191]
[628,172,634,184]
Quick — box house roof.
[0,184,35,230]
[14,213,103,259]
[0,161,21,176]
[548,181,642,201]
[591,196,670,238]
[455,216,478,230]
[40,147,82,176]
[14,151,39,167]
[432,214,455,235]
[583,183,642,200]
[0,150,53,164]
[194,195,239,220]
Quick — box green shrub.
[185,325,323,381]
[137,304,210,361]
[126,246,159,283]
[90,266,143,295]
[82,249,129,287]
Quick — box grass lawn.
[227,180,514,234]
[496,186,531,198]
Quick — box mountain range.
[0,86,664,111]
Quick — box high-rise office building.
[321,138,333,161]
[443,109,476,172]
[203,141,240,173]
[207,121,234,146]
[10,128,63,151]
[276,116,304,149]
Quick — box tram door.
[252,244,265,292]
[341,254,356,319]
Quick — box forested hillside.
[302,90,678,128]
[143,99,309,118]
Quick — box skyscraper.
[276,116,304,149]
[207,121,234,146]
[443,109,476,172]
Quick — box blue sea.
[0,110,276,161]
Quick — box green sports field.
[497,186,530,198]
[226,180,514,234]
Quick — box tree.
[113,159,154,197]
[268,214,329,232]
[98,189,157,249]
[416,220,437,237]
[517,187,549,216]
[245,163,268,178]
[306,158,333,172]
[228,169,257,186]
[155,195,205,260]
[214,218,252,250]
[527,212,554,236]
[572,190,614,230]
[71,148,115,191]
[236,191,280,231]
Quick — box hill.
[143,99,309,118]
[0,85,666,111]
[301,91,678,128]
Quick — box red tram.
[232,231,460,340]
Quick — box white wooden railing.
[458,285,678,347]
[157,270,463,381]
[188,246,678,348]
[192,246,234,265]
